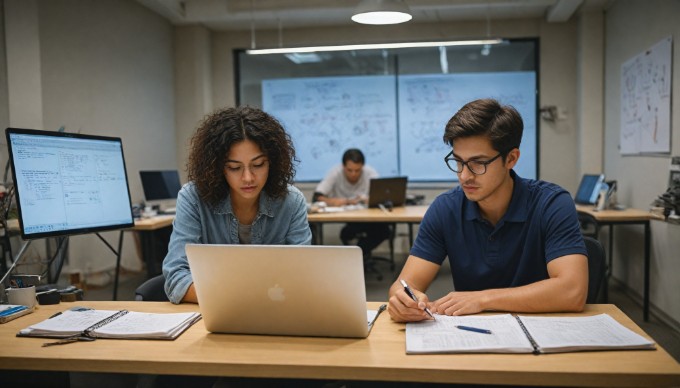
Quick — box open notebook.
[406,313,655,354]
[187,244,382,338]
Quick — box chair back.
[583,236,606,304]
[578,212,599,238]
[134,274,169,301]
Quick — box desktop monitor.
[368,177,408,208]
[574,174,605,205]
[5,127,135,240]
[139,170,181,213]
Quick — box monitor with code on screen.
[5,127,134,240]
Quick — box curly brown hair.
[187,106,297,207]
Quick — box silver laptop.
[186,244,371,338]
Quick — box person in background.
[163,106,312,304]
[313,148,390,259]
[388,98,588,321]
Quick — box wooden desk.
[308,205,428,246]
[1,302,678,386]
[576,205,659,321]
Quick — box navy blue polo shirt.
[411,170,586,291]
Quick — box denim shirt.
[163,182,312,304]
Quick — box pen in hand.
[400,279,435,320]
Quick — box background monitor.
[575,174,605,205]
[5,127,135,240]
[368,177,408,208]
[139,170,181,201]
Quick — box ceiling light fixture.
[246,39,504,55]
[351,0,412,25]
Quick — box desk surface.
[1,302,678,386]
[132,215,175,231]
[575,205,659,222]
[308,205,428,223]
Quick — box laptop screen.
[575,174,605,204]
[368,177,407,208]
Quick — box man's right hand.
[388,286,432,322]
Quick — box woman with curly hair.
[163,106,312,304]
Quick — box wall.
[3,0,176,277]
[604,1,680,326]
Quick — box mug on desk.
[6,285,37,308]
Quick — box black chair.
[134,274,169,301]
[578,212,599,239]
[583,236,607,304]
[342,223,395,281]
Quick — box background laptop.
[575,174,605,205]
[368,177,408,208]
[186,244,371,338]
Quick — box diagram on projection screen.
[620,36,672,155]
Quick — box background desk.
[1,302,678,386]
[308,205,428,247]
[575,206,659,321]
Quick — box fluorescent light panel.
[246,39,504,55]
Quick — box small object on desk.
[378,203,390,213]
[456,325,492,334]
[400,279,435,320]
[0,304,34,324]
[37,289,61,305]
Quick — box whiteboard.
[262,76,398,181]
[398,72,537,181]
[620,36,672,155]
[263,72,537,182]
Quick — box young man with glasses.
[388,98,588,322]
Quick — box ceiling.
[136,0,613,31]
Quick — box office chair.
[578,212,599,239]
[342,223,395,281]
[134,274,169,301]
[583,236,607,304]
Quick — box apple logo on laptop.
[268,284,286,302]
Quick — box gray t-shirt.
[315,164,378,199]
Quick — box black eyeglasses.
[444,151,503,175]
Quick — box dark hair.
[187,106,297,207]
[443,98,523,156]
[342,148,365,165]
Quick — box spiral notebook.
[405,313,655,354]
[17,307,201,344]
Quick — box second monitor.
[139,170,182,214]
[368,177,407,208]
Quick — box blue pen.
[0,305,28,317]
[456,325,492,334]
